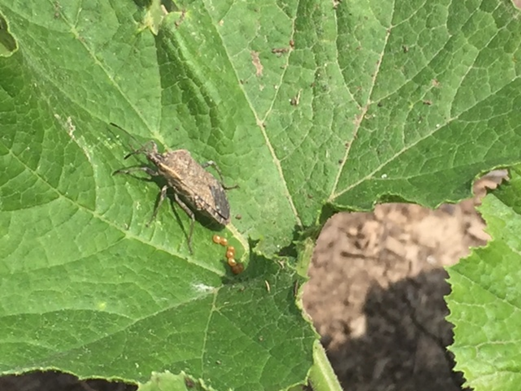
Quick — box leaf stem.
[309,340,343,391]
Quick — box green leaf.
[0,13,16,57]
[142,0,166,35]
[1,0,520,389]
[447,165,521,391]
[0,1,315,390]
[139,371,203,391]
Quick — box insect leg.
[124,141,158,159]
[202,160,238,190]
[173,193,195,254]
[147,185,168,227]
[113,166,158,177]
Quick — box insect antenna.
[108,122,141,147]
[108,122,156,158]
[123,140,157,159]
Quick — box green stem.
[308,340,343,391]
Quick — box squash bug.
[111,123,236,253]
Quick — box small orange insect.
[227,258,237,267]
[211,237,243,274]
[231,263,244,275]
[212,234,229,246]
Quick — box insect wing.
[154,150,231,225]
[209,182,230,223]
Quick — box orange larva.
[231,263,244,275]
[227,258,237,267]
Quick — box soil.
[0,172,505,391]
[302,171,505,391]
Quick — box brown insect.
[112,124,236,253]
